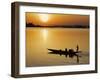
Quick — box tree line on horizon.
[26,23,89,28]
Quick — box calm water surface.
[26,27,89,67]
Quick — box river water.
[26,27,89,67]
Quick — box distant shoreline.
[26,23,89,28]
[26,27,89,29]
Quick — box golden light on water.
[38,14,49,22]
[42,29,48,41]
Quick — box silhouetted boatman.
[65,48,68,57]
[59,49,62,56]
[76,45,79,52]
[68,49,74,58]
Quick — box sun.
[38,14,49,22]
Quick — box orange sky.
[26,12,89,26]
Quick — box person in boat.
[68,49,74,58]
[65,48,68,57]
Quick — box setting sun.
[38,14,49,22]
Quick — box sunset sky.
[26,12,89,26]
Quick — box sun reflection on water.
[42,29,48,41]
